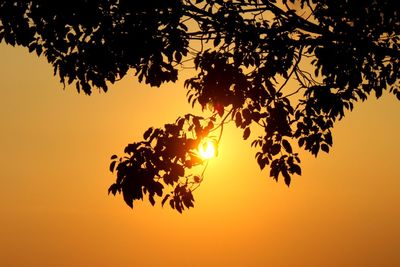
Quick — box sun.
[198,139,217,160]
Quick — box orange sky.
[1,43,400,267]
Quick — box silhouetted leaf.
[149,195,155,206]
[153,182,164,197]
[182,190,194,209]
[171,163,185,178]
[282,169,291,187]
[213,35,221,47]
[123,192,134,209]
[235,112,242,127]
[321,144,329,153]
[271,144,281,155]
[282,139,292,154]
[143,127,153,140]
[161,194,170,207]
[257,155,266,170]
[35,46,42,56]
[194,175,201,183]
[109,161,117,173]
[243,127,251,140]
[324,132,333,146]
[291,164,301,176]
[175,197,182,213]
[298,138,305,148]
[108,184,118,196]
[175,52,182,63]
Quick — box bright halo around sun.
[198,139,217,160]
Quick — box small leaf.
[194,175,201,183]
[270,144,281,155]
[161,194,170,207]
[321,144,329,153]
[171,163,185,177]
[213,36,221,46]
[153,182,164,197]
[324,132,333,146]
[243,127,251,140]
[175,197,182,213]
[282,169,291,186]
[143,127,153,140]
[177,118,185,129]
[292,164,302,175]
[270,164,279,180]
[375,87,383,98]
[182,191,194,209]
[251,139,259,148]
[28,43,36,52]
[282,139,292,154]
[235,112,242,127]
[298,138,305,148]
[108,184,118,195]
[149,195,155,206]
[36,46,42,56]
[123,193,133,209]
[175,51,182,63]
[111,154,118,160]
[109,161,117,173]
[257,155,266,170]
[242,108,251,121]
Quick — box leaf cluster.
[108,114,216,212]
[0,0,188,93]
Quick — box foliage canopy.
[1,0,399,212]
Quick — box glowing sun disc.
[199,140,216,160]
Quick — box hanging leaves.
[243,127,251,140]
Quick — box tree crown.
[1,0,399,212]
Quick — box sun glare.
[198,139,217,160]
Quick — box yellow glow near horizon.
[198,139,217,160]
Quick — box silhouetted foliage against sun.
[1,0,399,212]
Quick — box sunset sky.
[0,40,399,267]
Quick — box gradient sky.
[0,41,400,267]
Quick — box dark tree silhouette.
[1,0,399,212]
